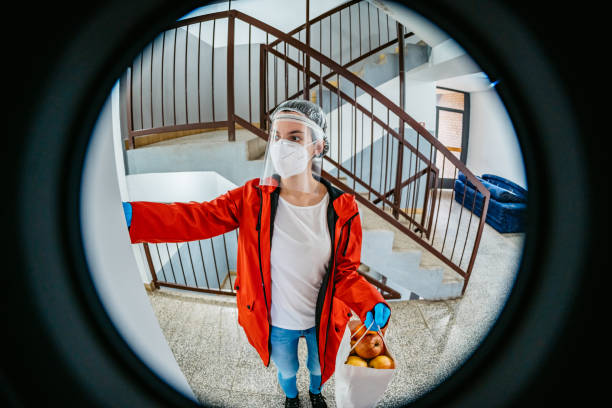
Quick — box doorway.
[435,86,470,188]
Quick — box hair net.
[270,100,329,157]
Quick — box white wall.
[467,89,527,188]
[80,82,197,402]
[324,73,435,167]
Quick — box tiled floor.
[145,199,524,407]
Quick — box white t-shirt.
[269,192,332,330]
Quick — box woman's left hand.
[364,302,390,333]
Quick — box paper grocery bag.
[334,320,396,408]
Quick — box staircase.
[123,1,491,301]
[359,205,463,301]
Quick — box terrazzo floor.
[145,192,525,407]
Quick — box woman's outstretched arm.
[125,185,243,244]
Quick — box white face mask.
[269,140,313,178]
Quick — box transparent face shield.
[259,112,326,194]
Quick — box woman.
[123,100,391,408]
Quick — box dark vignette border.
[3,0,603,407]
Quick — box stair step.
[361,230,395,272]
[362,230,395,254]
[384,250,422,272]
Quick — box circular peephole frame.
[10,0,594,407]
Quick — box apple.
[345,356,368,367]
[348,319,366,339]
[368,355,395,369]
[354,332,384,359]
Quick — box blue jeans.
[270,325,322,398]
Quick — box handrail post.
[143,243,159,289]
[259,44,267,131]
[227,12,236,141]
[303,0,310,100]
[126,67,135,149]
[392,22,406,219]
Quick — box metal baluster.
[197,240,210,289]
[413,160,422,233]
[360,108,364,180]
[422,139,435,232]
[319,21,323,105]
[284,42,288,100]
[173,28,177,126]
[335,74,339,178]
[227,14,235,141]
[150,41,154,128]
[459,182,479,268]
[266,33,270,130]
[249,23,252,123]
[212,19,216,122]
[197,22,202,123]
[274,43,278,107]
[349,5,352,62]
[353,84,357,192]
[161,31,166,127]
[358,2,362,57]
[155,243,167,282]
[339,9,342,65]
[383,109,390,211]
[184,25,188,125]
[223,234,232,291]
[386,14,390,43]
[378,121,384,205]
[410,134,420,223]
[369,97,374,201]
[210,239,221,289]
[441,167,459,255]
[431,153,446,244]
[367,2,371,52]
[404,136,415,228]
[337,74,342,179]
[297,32,300,97]
[139,50,143,130]
[175,243,187,285]
[165,243,177,283]
[377,8,381,47]
[186,241,199,288]
[450,174,469,263]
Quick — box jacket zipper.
[256,186,272,367]
[320,222,345,382]
[319,211,357,384]
[342,213,358,257]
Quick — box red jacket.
[128,175,389,386]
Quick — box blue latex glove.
[122,202,132,227]
[363,303,390,332]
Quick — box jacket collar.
[259,173,357,222]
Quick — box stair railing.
[269,0,414,72]
[142,230,239,296]
[125,9,490,295]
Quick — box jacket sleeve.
[128,185,243,244]
[333,210,391,327]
